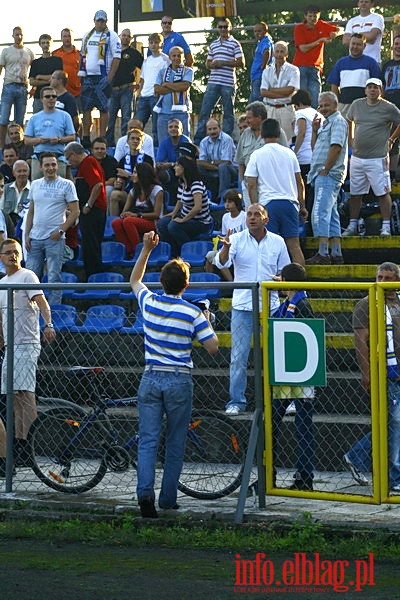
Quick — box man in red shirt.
[64,141,106,278]
[293,5,342,108]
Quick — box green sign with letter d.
[268,319,326,386]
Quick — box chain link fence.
[1,279,399,507]
[0,281,258,504]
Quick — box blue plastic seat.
[70,305,126,333]
[104,216,119,240]
[40,304,78,331]
[72,272,125,300]
[64,244,83,266]
[101,241,131,266]
[191,217,215,242]
[133,242,172,267]
[183,272,221,301]
[119,272,162,300]
[120,309,145,334]
[180,241,213,267]
[42,272,79,300]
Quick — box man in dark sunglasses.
[194,18,245,145]
[24,86,76,180]
[156,15,193,67]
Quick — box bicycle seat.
[67,366,104,378]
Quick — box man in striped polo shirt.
[194,18,245,145]
[130,231,219,518]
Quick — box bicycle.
[28,366,246,499]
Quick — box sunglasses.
[218,25,229,29]
[162,20,172,24]
[43,94,57,99]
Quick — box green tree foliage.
[191,6,399,115]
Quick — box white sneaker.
[343,454,369,486]
[285,401,296,416]
[225,406,241,416]
[380,225,391,237]
[342,224,358,236]
[391,484,400,493]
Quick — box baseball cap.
[365,78,383,87]
[177,142,199,159]
[94,10,108,21]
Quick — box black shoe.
[139,496,158,518]
[159,503,180,510]
[0,457,16,477]
[288,472,313,491]
[14,439,33,467]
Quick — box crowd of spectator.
[0,3,398,281]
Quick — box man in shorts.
[343,78,400,237]
[79,10,121,147]
[0,238,56,476]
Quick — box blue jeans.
[249,78,262,103]
[157,113,189,145]
[227,309,253,411]
[26,237,65,305]
[194,83,235,145]
[272,398,315,476]
[106,86,133,146]
[299,66,321,109]
[136,369,193,508]
[0,83,28,126]
[157,216,211,256]
[134,95,159,146]
[346,380,400,487]
[311,175,342,238]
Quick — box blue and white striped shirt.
[137,288,215,368]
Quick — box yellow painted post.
[261,281,379,504]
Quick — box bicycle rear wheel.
[28,407,108,494]
[178,411,245,500]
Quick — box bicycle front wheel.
[28,407,108,494]
[178,411,245,500]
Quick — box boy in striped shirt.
[130,231,218,517]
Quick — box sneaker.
[138,496,158,518]
[159,503,180,510]
[225,406,241,416]
[305,253,331,265]
[380,225,391,237]
[331,255,344,265]
[390,484,400,493]
[285,401,296,416]
[358,218,366,236]
[288,472,314,491]
[343,454,369,486]
[342,224,358,236]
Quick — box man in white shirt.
[0,238,56,476]
[134,33,170,147]
[215,203,290,415]
[343,0,384,63]
[246,118,306,266]
[260,41,300,142]
[24,152,79,305]
[114,118,155,162]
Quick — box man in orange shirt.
[293,5,342,108]
[52,28,81,107]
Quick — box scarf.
[386,303,399,380]
[123,152,145,192]
[272,290,307,318]
[153,64,188,113]
[78,28,110,76]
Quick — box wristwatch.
[45,323,54,329]
[85,203,91,209]
[58,230,64,236]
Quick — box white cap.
[365,78,383,87]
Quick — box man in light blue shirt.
[249,22,274,103]
[197,118,237,201]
